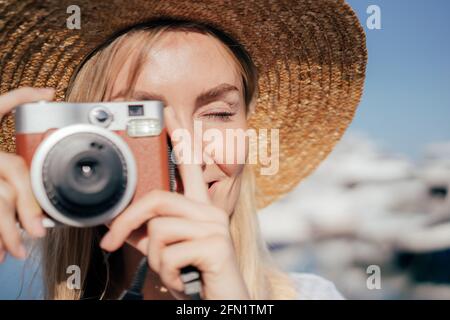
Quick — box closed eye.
[203,111,236,121]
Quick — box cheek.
[202,120,249,165]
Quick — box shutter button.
[89,107,113,127]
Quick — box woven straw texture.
[0,0,367,208]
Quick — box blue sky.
[345,0,450,159]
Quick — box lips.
[208,181,218,195]
[173,167,218,196]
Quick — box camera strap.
[117,257,148,300]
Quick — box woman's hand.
[0,87,55,262]
[100,106,250,300]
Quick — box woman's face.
[111,31,248,215]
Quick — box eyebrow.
[111,83,239,108]
[194,83,239,107]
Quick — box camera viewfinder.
[128,104,144,117]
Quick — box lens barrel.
[42,132,128,218]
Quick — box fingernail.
[34,217,46,237]
[100,233,112,249]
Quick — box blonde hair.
[41,21,296,300]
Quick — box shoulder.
[289,272,345,300]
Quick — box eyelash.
[203,111,236,121]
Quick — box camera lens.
[42,132,128,218]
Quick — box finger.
[100,190,225,251]
[0,154,45,238]
[158,239,214,294]
[0,198,26,259]
[158,236,240,299]
[0,87,54,121]
[0,239,5,263]
[164,106,210,204]
[146,217,226,273]
[0,179,15,206]
[178,163,210,204]
[158,240,201,293]
[123,224,148,254]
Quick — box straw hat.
[0,0,367,208]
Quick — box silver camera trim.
[15,100,164,135]
[31,124,138,227]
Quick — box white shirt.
[290,273,344,300]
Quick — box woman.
[0,0,367,299]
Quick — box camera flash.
[127,118,161,137]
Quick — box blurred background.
[1,0,450,299]
[260,0,450,299]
